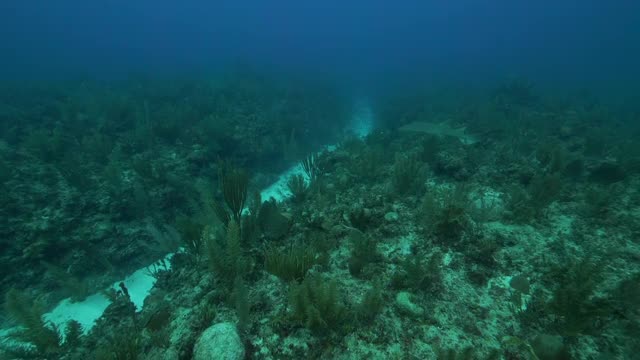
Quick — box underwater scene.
[1,1,640,359]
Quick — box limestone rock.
[193,322,244,360]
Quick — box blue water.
[2,1,639,93]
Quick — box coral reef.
[1,74,640,359]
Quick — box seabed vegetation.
[0,73,639,359]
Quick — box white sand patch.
[45,252,173,335]
[261,99,373,202]
[260,163,307,203]
[44,294,110,335]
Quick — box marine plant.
[347,228,381,278]
[346,205,374,231]
[233,277,251,335]
[62,320,83,350]
[21,126,71,163]
[580,184,620,220]
[286,173,308,203]
[391,250,443,293]
[265,243,317,283]
[419,184,472,244]
[546,259,609,336]
[351,143,386,183]
[175,215,206,263]
[301,153,317,181]
[289,275,348,335]
[301,153,323,190]
[95,327,141,360]
[205,220,248,291]
[1,289,65,358]
[355,284,384,325]
[215,163,249,226]
[505,172,562,222]
[256,198,292,240]
[392,152,422,195]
